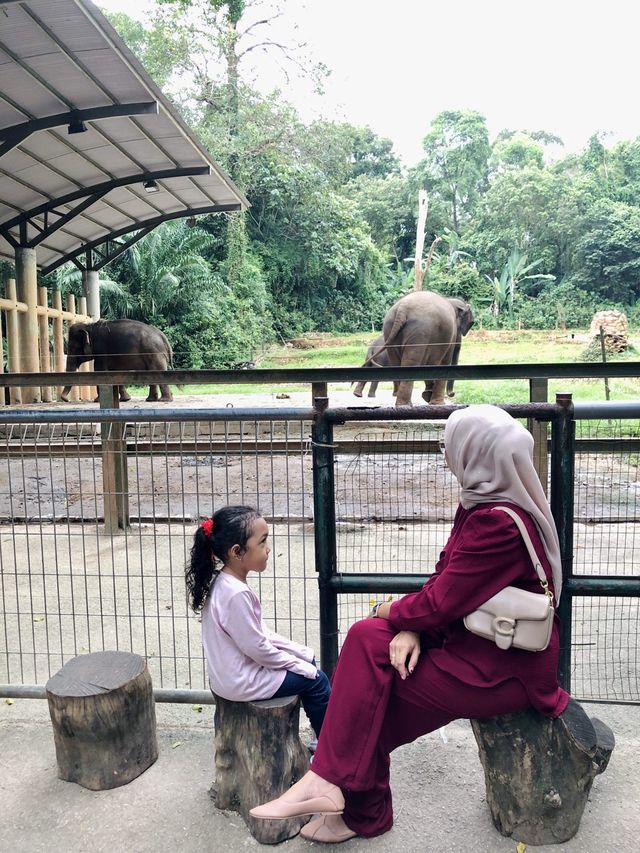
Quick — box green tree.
[414,110,491,232]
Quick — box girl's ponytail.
[185,505,261,612]
[186,525,219,611]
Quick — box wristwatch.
[370,602,383,618]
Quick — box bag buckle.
[492,616,516,650]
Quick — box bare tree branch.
[241,11,283,37]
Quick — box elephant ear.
[451,299,474,336]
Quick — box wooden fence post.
[529,378,549,494]
[38,286,52,402]
[65,295,80,402]
[78,296,95,401]
[5,279,22,405]
[52,290,65,400]
[100,385,129,533]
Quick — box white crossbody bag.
[463,506,555,652]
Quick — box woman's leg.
[271,670,331,737]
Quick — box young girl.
[185,505,330,740]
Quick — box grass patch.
[125,330,640,403]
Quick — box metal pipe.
[574,401,640,419]
[0,407,315,424]
[0,685,216,704]
[551,393,575,692]
[2,361,640,387]
[312,408,339,676]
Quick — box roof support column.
[15,246,41,403]
[84,253,100,320]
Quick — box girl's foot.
[249,770,345,820]
[300,814,357,843]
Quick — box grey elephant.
[353,335,394,398]
[60,319,177,403]
[371,291,474,406]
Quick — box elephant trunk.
[60,357,80,402]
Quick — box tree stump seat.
[472,698,615,845]
[210,692,310,844]
[45,651,158,791]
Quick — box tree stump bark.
[46,651,158,791]
[471,699,615,845]
[210,693,310,844]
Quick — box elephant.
[60,319,177,403]
[368,291,474,407]
[353,335,393,398]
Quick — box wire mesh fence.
[0,407,639,703]
[0,413,318,695]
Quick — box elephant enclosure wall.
[1,394,639,706]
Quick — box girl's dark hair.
[185,505,262,612]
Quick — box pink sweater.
[202,571,317,701]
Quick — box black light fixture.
[68,119,87,135]
[143,179,160,194]
[186,216,197,228]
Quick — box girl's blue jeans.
[271,668,331,738]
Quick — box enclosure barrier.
[0,281,93,404]
[0,367,639,705]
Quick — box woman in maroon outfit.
[250,405,570,843]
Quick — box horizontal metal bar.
[0,685,215,704]
[573,401,640,419]
[325,402,560,423]
[565,577,640,595]
[328,573,430,593]
[2,362,640,387]
[0,407,315,424]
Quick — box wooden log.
[5,279,22,405]
[52,290,65,400]
[37,286,52,402]
[471,698,614,845]
[210,693,310,844]
[46,651,158,791]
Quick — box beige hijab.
[444,404,562,600]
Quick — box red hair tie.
[200,518,214,536]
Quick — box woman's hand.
[389,631,421,680]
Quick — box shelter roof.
[0,0,248,274]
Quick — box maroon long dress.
[310,501,570,837]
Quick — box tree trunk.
[471,700,614,845]
[210,693,310,844]
[46,651,158,790]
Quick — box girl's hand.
[389,631,421,680]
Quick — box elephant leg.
[353,381,366,398]
[159,384,173,402]
[146,385,160,402]
[395,380,414,406]
[367,381,379,398]
[119,386,131,402]
[422,381,434,403]
[429,380,446,406]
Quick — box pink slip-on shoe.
[300,815,357,843]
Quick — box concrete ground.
[2,698,637,853]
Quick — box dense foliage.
[43,1,640,366]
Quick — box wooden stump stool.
[46,651,158,791]
[210,693,309,844]
[471,698,615,845]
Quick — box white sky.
[98,0,638,166]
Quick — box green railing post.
[551,392,575,691]
[312,387,339,676]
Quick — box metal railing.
[1,366,639,704]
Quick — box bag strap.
[491,506,554,603]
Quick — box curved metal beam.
[41,203,242,275]
[0,102,159,158]
[0,166,212,244]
